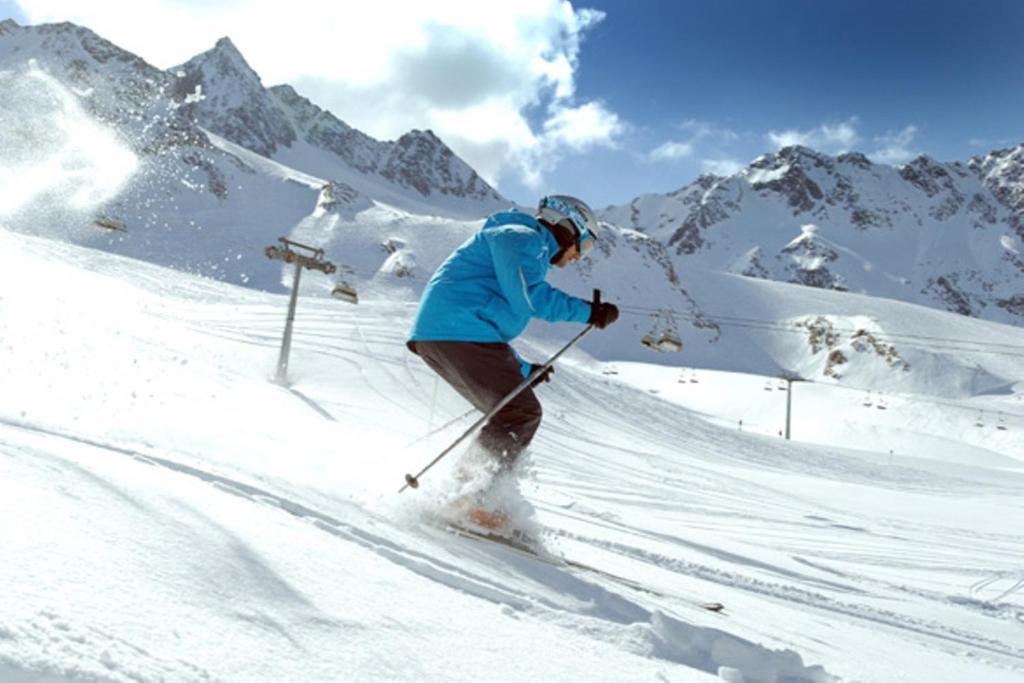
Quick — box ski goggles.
[541,196,596,253]
[577,226,596,254]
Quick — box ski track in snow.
[0,419,834,683]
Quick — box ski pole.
[400,289,602,493]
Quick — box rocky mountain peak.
[175,35,264,91]
[836,151,872,170]
[746,147,828,213]
[173,36,294,156]
[970,145,1024,230]
[213,36,243,58]
[778,144,825,160]
[3,20,155,71]
[694,173,722,190]
[379,128,501,201]
[766,145,833,172]
[899,155,956,198]
[0,21,195,152]
[397,128,443,146]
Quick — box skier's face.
[553,244,580,268]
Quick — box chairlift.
[862,392,873,408]
[332,281,359,304]
[762,380,774,392]
[975,411,985,428]
[996,418,1008,431]
[331,264,359,304]
[641,333,683,353]
[675,369,699,384]
[640,309,683,353]
[94,216,127,232]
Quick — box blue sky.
[5,0,1023,208]
[519,0,1024,207]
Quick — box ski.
[444,524,725,613]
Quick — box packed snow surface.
[2,228,1023,682]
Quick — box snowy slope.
[3,20,1024,680]
[2,227,1023,682]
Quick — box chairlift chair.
[332,281,358,304]
[94,216,127,232]
[331,264,359,304]
[641,309,683,353]
[657,336,683,352]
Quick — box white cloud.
[870,125,918,165]
[677,119,740,143]
[648,140,693,162]
[648,120,740,164]
[16,0,619,189]
[543,101,623,152]
[766,117,860,153]
[701,158,744,176]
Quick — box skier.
[406,195,619,528]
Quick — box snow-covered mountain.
[601,145,1024,323]
[0,20,712,347]
[0,20,509,293]
[172,37,503,210]
[3,18,1024,398]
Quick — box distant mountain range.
[600,144,1024,323]
[2,18,1023,327]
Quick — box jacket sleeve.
[488,229,592,324]
[510,347,532,378]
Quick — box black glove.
[529,363,553,388]
[588,302,620,329]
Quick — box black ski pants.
[410,340,542,469]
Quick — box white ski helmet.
[537,195,598,255]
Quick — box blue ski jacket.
[408,210,592,374]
